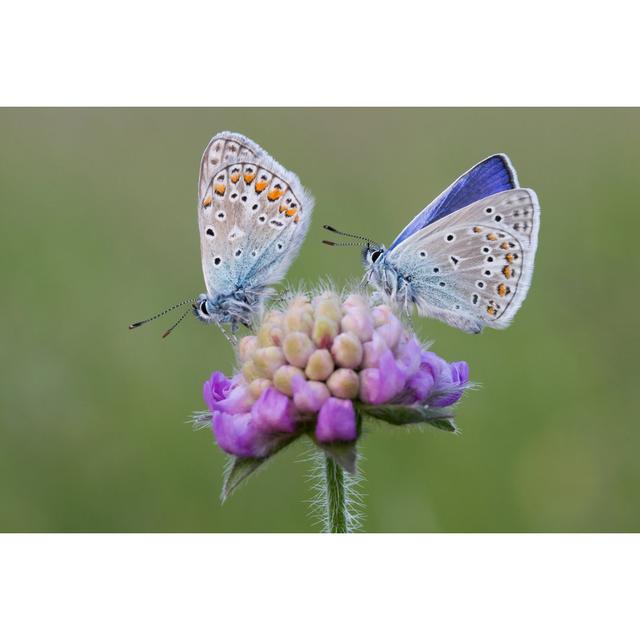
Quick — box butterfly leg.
[215,319,238,346]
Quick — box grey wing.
[198,139,313,299]
[199,131,265,201]
[387,189,540,333]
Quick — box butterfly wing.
[385,189,539,333]
[197,133,313,301]
[388,155,518,250]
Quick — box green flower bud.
[273,365,305,397]
[331,331,363,369]
[326,368,360,399]
[282,331,315,368]
[248,378,272,399]
[305,348,335,381]
[238,335,259,362]
[312,315,339,348]
[253,346,286,378]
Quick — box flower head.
[197,289,470,474]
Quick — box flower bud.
[292,377,330,413]
[376,314,402,349]
[237,335,259,362]
[312,315,339,348]
[273,365,304,397]
[282,331,315,368]
[252,346,286,378]
[283,308,314,335]
[371,304,394,327]
[340,309,374,342]
[203,372,232,411]
[396,337,421,376]
[305,349,335,381]
[342,294,368,313]
[251,387,295,434]
[241,359,261,383]
[215,384,254,414]
[263,310,284,325]
[313,292,343,323]
[362,332,389,369]
[327,368,360,399]
[213,412,270,458]
[330,331,363,369]
[316,398,357,443]
[257,321,284,347]
[248,378,272,400]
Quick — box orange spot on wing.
[214,184,225,196]
[502,265,512,279]
[486,232,497,241]
[285,208,297,217]
[293,214,300,224]
[244,172,255,184]
[279,204,288,213]
[230,174,240,183]
[202,195,212,207]
[255,180,268,193]
[497,283,507,297]
[473,226,482,233]
[487,306,496,316]
[500,241,510,250]
[267,188,283,201]
[505,253,515,263]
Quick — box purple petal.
[396,337,422,377]
[292,376,330,413]
[251,387,296,434]
[406,367,436,403]
[212,411,271,458]
[203,371,232,411]
[450,361,470,385]
[316,398,357,443]
[215,384,255,414]
[359,349,407,404]
[425,355,470,408]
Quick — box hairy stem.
[324,455,348,533]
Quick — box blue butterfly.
[324,154,540,333]
[130,132,314,338]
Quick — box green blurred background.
[1,108,639,532]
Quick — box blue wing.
[389,154,518,250]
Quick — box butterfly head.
[194,293,217,324]
[362,245,387,267]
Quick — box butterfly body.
[359,155,540,334]
[194,132,314,330]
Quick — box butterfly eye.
[199,300,210,316]
[371,250,382,263]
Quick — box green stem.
[324,455,348,533]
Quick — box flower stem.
[324,455,348,533]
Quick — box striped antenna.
[322,224,377,247]
[161,307,192,339]
[129,297,197,331]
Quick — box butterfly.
[324,154,540,334]
[130,131,314,338]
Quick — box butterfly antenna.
[322,240,366,247]
[129,297,197,330]
[161,307,192,339]
[323,224,377,246]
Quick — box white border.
[1,1,639,105]
[1,534,638,639]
